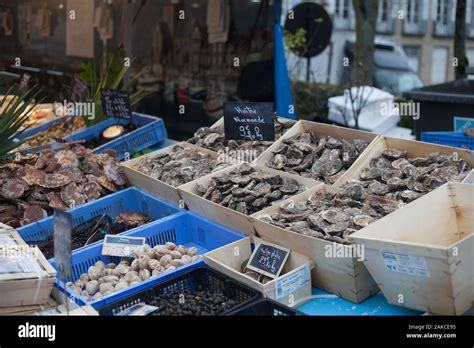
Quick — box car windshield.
[374,68,424,95]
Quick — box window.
[431,47,449,84]
[380,0,389,22]
[335,0,349,19]
[437,0,449,25]
[407,0,420,23]
[403,46,421,73]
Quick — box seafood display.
[132,144,230,187]
[84,124,138,149]
[149,290,238,316]
[344,149,471,203]
[266,133,370,184]
[35,212,153,259]
[259,183,402,244]
[0,145,128,227]
[187,118,296,157]
[196,163,307,215]
[26,116,86,147]
[66,243,201,302]
[240,259,273,284]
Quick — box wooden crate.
[252,184,381,303]
[351,183,474,315]
[192,116,298,163]
[0,230,57,308]
[204,236,314,306]
[257,120,380,186]
[120,142,228,206]
[335,135,474,188]
[178,163,320,235]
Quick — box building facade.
[283,0,474,85]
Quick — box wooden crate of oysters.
[252,183,403,303]
[334,135,474,203]
[204,236,314,306]
[121,142,232,206]
[178,162,321,235]
[187,116,297,162]
[0,226,56,308]
[257,120,379,186]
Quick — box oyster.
[196,164,306,215]
[266,132,369,184]
[187,118,296,157]
[133,144,231,187]
[343,148,471,203]
[260,187,401,244]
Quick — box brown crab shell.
[2,178,28,199]
[97,175,118,192]
[37,173,72,189]
[60,182,87,208]
[116,212,152,225]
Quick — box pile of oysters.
[196,163,306,215]
[345,149,471,203]
[187,118,296,157]
[259,182,402,244]
[132,144,230,187]
[266,132,370,184]
[0,145,128,227]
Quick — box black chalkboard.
[101,89,132,119]
[224,102,275,141]
[70,74,90,103]
[53,209,72,277]
[246,241,290,279]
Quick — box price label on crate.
[101,89,132,119]
[224,102,275,142]
[246,241,290,279]
[102,235,146,257]
[53,209,72,277]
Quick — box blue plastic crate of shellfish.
[421,131,474,150]
[17,187,181,248]
[50,212,246,309]
[13,116,84,144]
[64,112,167,160]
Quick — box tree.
[454,0,468,79]
[352,0,379,85]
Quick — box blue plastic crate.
[421,131,474,150]
[51,212,246,309]
[64,112,167,160]
[17,187,181,247]
[13,116,84,144]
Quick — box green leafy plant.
[0,85,43,158]
[79,47,148,126]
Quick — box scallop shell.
[2,179,28,199]
[60,183,87,208]
[97,175,118,192]
[37,173,72,189]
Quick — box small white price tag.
[275,264,311,300]
[102,235,146,257]
[116,303,158,316]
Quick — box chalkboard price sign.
[224,102,275,142]
[53,209,72,277]
[101,89,132,119]
[246,241,290,279]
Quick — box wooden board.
[251,184,380,303]
[120,142,229,206]
[335,135,474,188]
[257,120,380,186]
[351,183,474,315]
[0,229,57,308]
[178,163,321,236]
[203,236,314,306]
